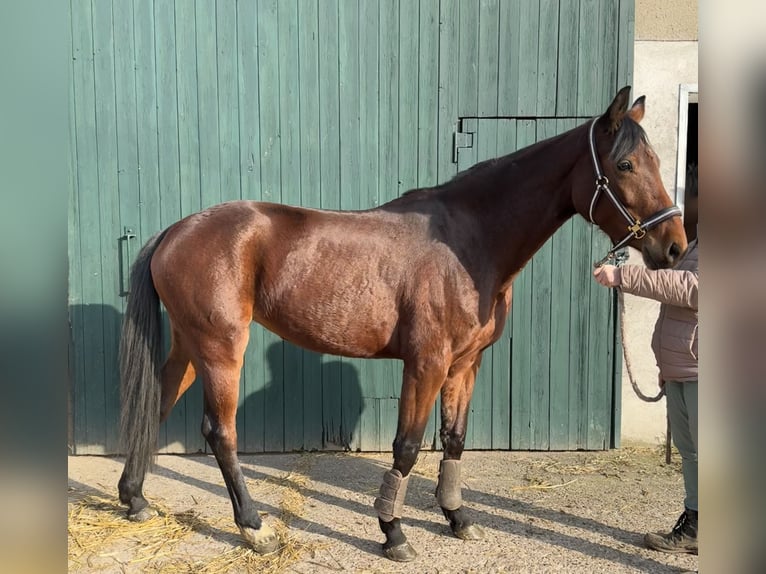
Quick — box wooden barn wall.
[68,0,634,454]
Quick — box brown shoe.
[644,509,698,555]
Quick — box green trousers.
[665,380,698,511]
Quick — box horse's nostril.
[668,242,681,261]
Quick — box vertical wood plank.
[276,0,304,451]
[577,0,600,116]
[457,0,479,118]
[467,119,497,449]
[491,118,517,450]
[435,0,459,186]
[70,0,99,452]
[569,220,593,449]
[133,0,163,452]
[455,117,478,445]
[154,0,185,452]
[497,0,521,116]
[134,0,161,239]
[196,0,221,210]
[599,0,619,105]
[417,0,439,188]
[257,0,284,452]
[175,0,205,452]
[237,0,263,452]
[318,0,342,448]
[517,0,540,115]
[359,0,379,208]
[433,1,459,450]
[617,0,635,90]
[418,0,440,449]
[238,0,262,202]
[297,0,324,451]
[529,119,556,449]
[373,0,401,452]
[93,0,121,454]
[510,119,537,450]
[357,0,381,451]
[477,0,500,118]
[587,218,613,448]
[217,0,241,204]
[555,0,580,116]
[378,0,399,206]
[68,31,84,454]
[549,117,576,449]
[397,0,418,196]
[536,0,559,116]
[337,0,363,451]
[175,0,201,221]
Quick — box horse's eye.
[617,160,633,172]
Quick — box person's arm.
[592,265,698,310]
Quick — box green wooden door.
[69,0,632,454]
[454,118,620,450]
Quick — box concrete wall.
[635,0,698,40]
[619,1,697,444]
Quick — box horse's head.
[575,86,688,269]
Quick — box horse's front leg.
[375,359,445,562]
[436,353,485,540]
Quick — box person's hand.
[592,265,621,287]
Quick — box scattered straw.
[67,492,202,571]
[68,455,325,573]
[511,479,578,492]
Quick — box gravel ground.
[68,443,698,573]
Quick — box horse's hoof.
[383,541,417,562]
[240,523,280,555]
[453,523,484,541]
[127,506,158,522]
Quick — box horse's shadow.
[163,449,682,572]
[248,341,364,453]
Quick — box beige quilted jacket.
[620,239,699,382]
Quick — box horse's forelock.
[609,117,650,162]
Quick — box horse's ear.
[627,96,646,123]
[603,86,632,133]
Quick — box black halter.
[587,118,682,267]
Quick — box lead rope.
[615,273,672,464]
[617,288,665,402]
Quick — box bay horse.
[118,87,687,561]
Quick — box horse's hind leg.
[375,359,446,562]
[159,333,197,422]
[118,334,196,521]
[196,331,279,555]
[436,353,485,540]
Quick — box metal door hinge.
[120,226,137,296]
[452,119,476,163]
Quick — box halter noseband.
[587,118,682,267]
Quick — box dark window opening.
[683,102,698,242]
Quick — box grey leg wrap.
[374,469,410,522]
[435,459,463,511]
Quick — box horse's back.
[149,200,423,356]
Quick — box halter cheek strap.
[587,118,682,267]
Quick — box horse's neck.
[448,126,585,285]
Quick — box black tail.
[119,230,168,480]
